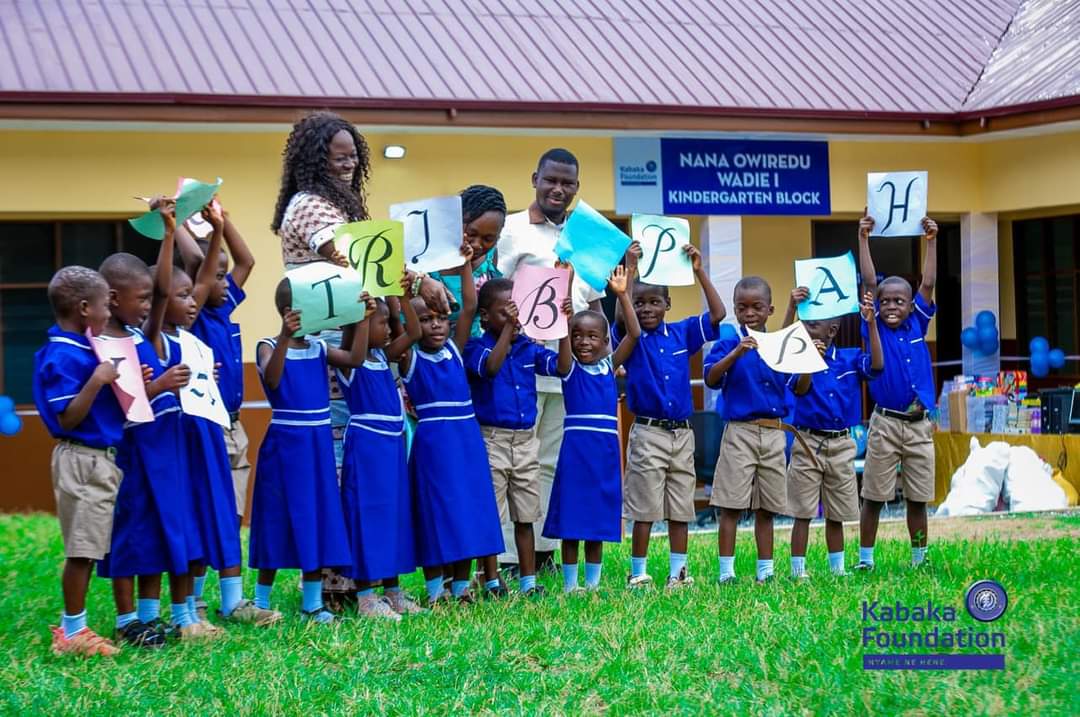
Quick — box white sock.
[828,551,845,574]
[790,556,806,576]
[718,556,735,579]
[756,559,774,581]
[912,546,928,566]
[859,546,875,565]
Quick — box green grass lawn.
[1,512,1077,715]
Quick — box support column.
[700,216,742,410]
[960,212,1000,376]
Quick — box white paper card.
[867,171,927,237]
[177,329,231,428]
[746,321,828,374]
[389,195,464,274]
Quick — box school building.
[1,1,1079,511]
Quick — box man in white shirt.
[497,148,604,573]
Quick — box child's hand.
[93,361,119,386]
[921,217,938,241]
[505,300,520,327]
[858,209,874,242]
[159,364,191,391]
[608,264,629,295]
[625,241,641,276]
[325,246,349,268]
[561,295,574,319]
[859,290,876,322]
[158,198,177,232]
[401,270,418,298]
[734,336,757,356]
[683,244,702,272]
[203,200,224,230]
[790,286,810,307]
[281,308,302,336]
[360,290,377,315]
[141,364,154,385]
[813,339,827,357]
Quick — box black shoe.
[484,584,511,600]
[116,619,168,648]
[521,584,547,599]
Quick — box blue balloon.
[1048,348,1066,370]
[0,411,20,436]
[975,310,997,329]
[961,327,979,349]
[1031,353,1051,378]
[977,326,998,355]
[0,395,13,415]
[1030,336,1050,355]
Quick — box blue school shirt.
[861,293,936,411]
[788,345,879,430]
[464,332,560,429]
[32,325,125,448]
[703,325,793,422]
[191,273,245,415]
[612,312,719,421]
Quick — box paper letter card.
[177,330,230,428]
[867,171,927,237]
[333,220,405,297]
[631,214,693,286]
[286,262,366,337]
[389,195,464,274]
[554,200,631,292]
[746,322,827,374]
[511,264,570,341]
[87,332,153,424]
[794,251,859,321]
[129,176,223,240]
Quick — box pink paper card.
[511,264,570,341]
[87,331,154,423]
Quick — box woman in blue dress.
[543,265,641,592]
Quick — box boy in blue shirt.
[616,244,725,589]
[33,266,124,656]
[464,277,571,597]
[704,276,812,584]
[782,289,883,578]
[856,213,939,570]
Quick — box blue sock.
[425,576,444,602]
[669,552,688,579]
[137,598,160,624]
[61,610,88,639]
[630,556,647,578]
[585,562,603,588]
[301,580,323,613]
[859,545,875,565]
[186,595,198,620]
[220,576,244,616]
[791,556,806,576]
[358,587,375,597]
[193,574,206,600]
[912,546,928,566]
[718,556,735,579]
[451,580,469,598]
[171,602,192,628]
[562,562,579,591]
[828,551,846,574]
[519,574,537,592]
[254,583,272,610]
[756,559,774,580]
[115,611,138,630]
[485,578,501,592]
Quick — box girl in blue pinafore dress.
[398,262,504,606]
[336,299,425,618]
[543,265,641,592]
[249,280,366,623]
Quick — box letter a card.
[333,220,405,297]
[389,195,463,274]
[631,214,693,286]
[511,264,570,341]
[794,251,859,320]
[746,322,827,374]
[867,171,927,238]
[285,262,366,336]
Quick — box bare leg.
[791,518,811,558]
[824,519,845,554]
[562,539,579,567]
[61,558,94,616]
[754,509,774,560]
[514,523,536,577]
[860,499,883,548]
[631,521,652,558]
[717,509,739,556]
[668,521,688,554]
[584,541,603,564]
[906,500,928,547]
[112,576,135,616]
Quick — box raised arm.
[327,293,376,369]
[261,311,300,391]
[862,290,884,371]
[191,202,225,312]
[223,212,256,288]
[858,210,878,296]
[452,245,477,351]
[610,266,640,369]
[386,278,423,362]
[917,217,938,305]
[687,244,726,324]
[144,200,176,347]
[615,241,642,333]
[556,295,574,375]
[782,286,810,329]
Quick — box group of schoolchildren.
[35,162,940,658]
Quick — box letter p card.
[631,214,693,286]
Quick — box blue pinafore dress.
[249,338,351,572]
[403,342,504,566]
[336,349,417,582]
[99,328,203,577]
[165,329,241,570]
[543,356,623,543]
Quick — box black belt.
[635,416,690,431]
[60,438,117,459]
[874,405,928,422]
[800,427,849,440]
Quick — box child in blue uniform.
[782,289,883,578]
[33,266,124,656]
[399,246,505,606]
[337,286,425,620]
[543,265,640,592]
[249,279,367,624]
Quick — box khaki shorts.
[482,426,541,524]
[51,441,123,560]
[787,434,859,521]
[623,424,696,522]
[710,421,787,514]
[862,411,935,503]
[224,418,252,518]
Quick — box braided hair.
[271,111,371,232]
[460,184,506,225]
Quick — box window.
[0,221,162,404]
[1014,214,1079,358]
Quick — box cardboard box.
[948,391,968,433]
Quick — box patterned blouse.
[278,192,349,267]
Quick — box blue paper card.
[554,200,631,292]
[794,251,859,320]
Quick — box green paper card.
[286,262,366,336]
[128,177,223,240]
[333,220,405,297]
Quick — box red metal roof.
[0,0,1075,118]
